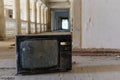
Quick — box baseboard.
[72,48,120,56]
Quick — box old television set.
[16,32,72,74]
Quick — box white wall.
[82,0,120,49]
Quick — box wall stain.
[86,16,92,31]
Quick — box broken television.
[16,32,72,74]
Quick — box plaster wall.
[82,0,120,49]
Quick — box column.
[45,8,49,32]
[26,0,31,34]
[42,5,46,32]
[4,9,9,18]
[72,0,82,49]
[33,0,37,34]
[47,8,51,32]
[13,0,16,19]
[41,4,44,32]
[39,5,42,33]
[45,8,48,32]
[0,0,6,40]
[43,7,46,32]
[14,0,21,34]
[44,7,49,32]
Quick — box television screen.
[20,39,58,69]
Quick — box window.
[62,18,69,30]
[8,9,13,18]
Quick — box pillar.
[44,7,48,32]
[72,0,82,49]
[42,5,46,32]
[40,4,43,32]
[33,0,37,34]
[47,8,51,32]
[4,9,9,18]
[14,0,21,34]
[45,8,48,32]
[38,5,42,33]
[26,0,31,34]
[43,8,46,32]
[0,0,6,40]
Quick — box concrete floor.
[1,40,120,80]
[0,39,15,59]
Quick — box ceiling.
[48,0,70,3]
[46,0,71,8]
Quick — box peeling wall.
[82,0,120,49]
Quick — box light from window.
[62,19,69,29]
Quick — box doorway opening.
[51,9,70,32]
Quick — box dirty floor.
[1,40,120,80]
